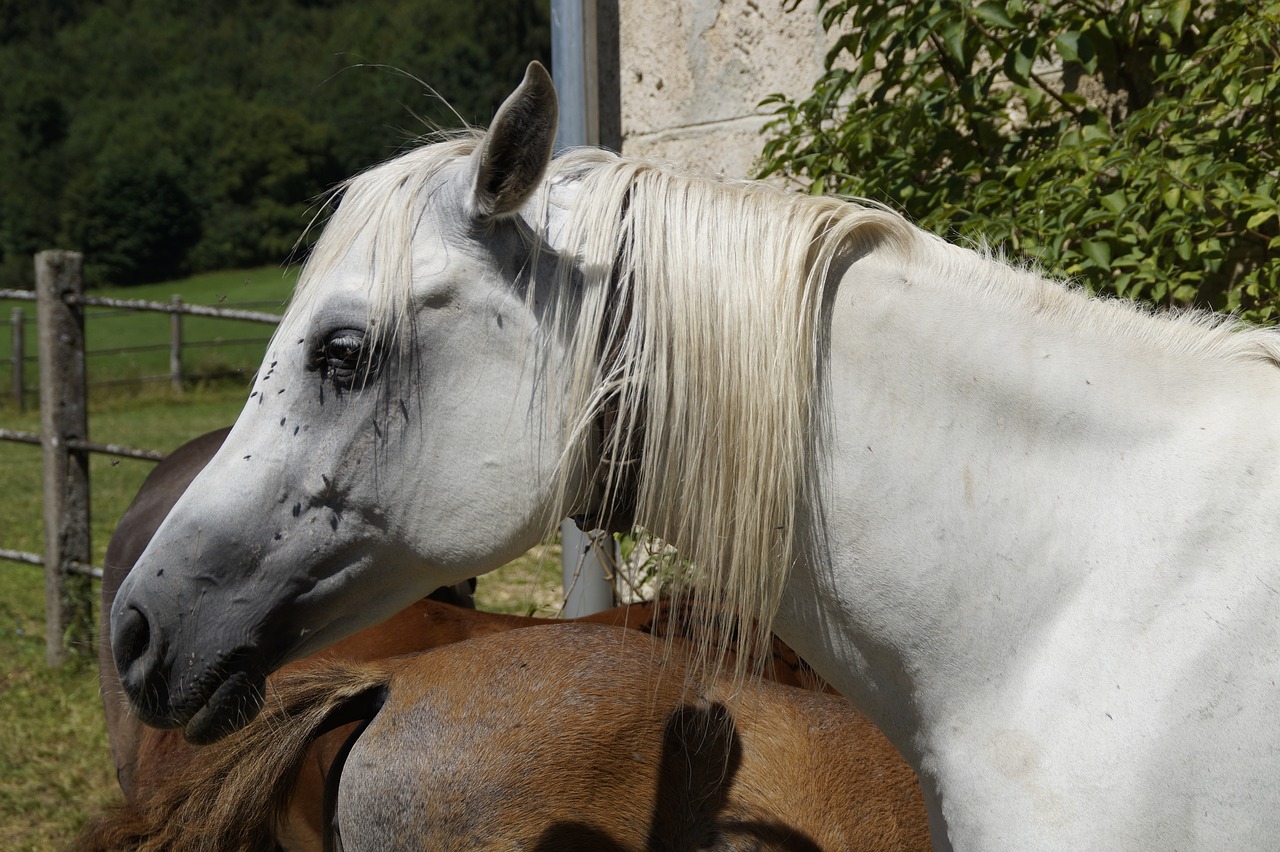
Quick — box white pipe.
[560,519,617,618]
[551,0,599,148]
[553,0,612,615]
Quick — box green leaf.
[942,20,968,68]
[974,2,1017,31]
[1082,122,1111,144]
[1168,0,1192,37]
[1223,80,1240,108]
[1100,189,1131,213]
[1247,209,1277,230]
[1055,31,1097,73]
[1082,240,1112,268]
[1005,36,1038,86]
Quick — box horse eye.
[316,328,376,390]
[326,333,363,363]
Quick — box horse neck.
[783,245,1280,748]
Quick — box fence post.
[36,250,93,665]
[10,307,23,412]
[560,518,617,617]
[169,295,183,392]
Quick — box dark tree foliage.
[760,1,1280,321]
[0,0,550,287]
[0,0,91,45]
[62,157,201,285]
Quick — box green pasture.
[0,386,252,850]
[1,268,289,848]
[1,265,297,409]
[0,267,562,848]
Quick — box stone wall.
[605,0,828,179]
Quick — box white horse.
[112,62,1280,849]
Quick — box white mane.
[540,149,1280,676]
[912,233,1280,371]
[541,150,915,677]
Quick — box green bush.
[759,0,1280,321]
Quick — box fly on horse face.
[112,61,1280,849]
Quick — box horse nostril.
[113,604,154,682]
[111,601,183,728]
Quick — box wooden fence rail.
[0,253,280,664]
[66,292,281,324]
[4,286,280,405]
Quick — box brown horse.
[81,623,929,851]
[97,431,824,807]
[97,595,844,851]
[86,429,927,849]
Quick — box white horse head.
[112,64,581,740]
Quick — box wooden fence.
[6,286,279,411]
[0,251,280,664]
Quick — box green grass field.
[0,386,254,850]
[1,265,298,410]
[0,267,563,848]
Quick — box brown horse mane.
[75,661,390,852]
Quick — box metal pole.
[169,295,183,392]
[36,250,93,664]
[553,0,612,614]
[560,519,617,617]
[551,0,599,149]
[11,307,24,412]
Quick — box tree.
[759,1,1280,321]
[0,0,550,286]
[61,155,201,286]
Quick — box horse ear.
[469,61,559,221]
